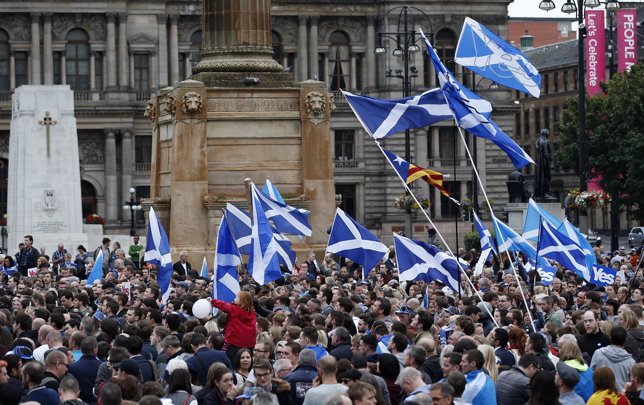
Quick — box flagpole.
[456,126,534,327]
[534,220,542,294]
[375,140,498,326]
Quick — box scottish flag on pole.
[537,220,590,281]
[455,17,541,98]
[589,264,617,286]
[213,215,241,303]
[86,249,104,285]
[326,208,388,278]
[342,89,452,139]
[473,211,497,256]
[421,29,534,169]
[393,233,460,291]
[523,198,563,241]
[144,207,173,304]
[262,179,286,205]
[248,187,283,285]
[492,214,546,266]
[558,219,597,266]
[252,183,312,237]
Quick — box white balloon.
[193,298,213,319]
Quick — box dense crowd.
[0,234,642,405]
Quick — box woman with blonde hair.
[478,344,498,381]
[558,341,594,401]
[620,308,644,362]
[211,290,256,363]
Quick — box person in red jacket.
[212,291,257,363]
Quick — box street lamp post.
[375,6,432,238]
[539,0,620,235]
[123,187,142,236]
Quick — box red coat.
[211,299,256,348]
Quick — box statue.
[533,128,553,200]
[507,169,527,203]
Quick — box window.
[334,130,354,160]
[81,180,97,218]
[0,30,9,91]
[573,69,578,90]
[328,31,350,91]
[543,73,549,95]
[554,72,559,92]
[535,108,541,131]
[135,136,152,164]
[435,29,457,73]
[272,31,283,64]
[53,52,61,84]
[515,112,521,139]
[178,53,185,80]
[544,106,550,131]
[190,30,202,66]
[553,105,560,124]
[335,184,357,219]
[133,54,149,91]
[14,52,27,87]
[563,70,569,91]
[66,29,90,90]
[439,127,456,160]
[440,182,461,218]
[524,110,530,137]
[95,52,103,90]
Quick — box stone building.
[0,0,518,246]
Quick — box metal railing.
[334,159,361,169]
[135,163,151,172]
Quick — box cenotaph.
[145,0,335,265]
[7,85,87,254]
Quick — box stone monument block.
[7,85,87,254]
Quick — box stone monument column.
[194,0,282,74]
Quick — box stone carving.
[0,14,30,41]
[78,134,104,165]
[305,91,327,117]
[52,14,106,41]
[144,99,157,122]
[319,17,366,43]
[181,91,203,115]
[165,95,176,115]
[128,31,158,45]
[207,98,300,113]
[328,93,337,113]
[271,17,297,43]
[43,188,56,211]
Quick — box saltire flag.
[393,233,460,292]
[144,207,173,304]
[420,29,534,169]
[589,264,617,286]
[536,263,558,285]
[248,187,283,285]
[382,149,454,201]
[326,208,389,278]
[225,203,295,270]
[422,287,429,309]
[557,219,597,266]
[213,215,241,303]
[251,183,312,237]
[537,220,590,281]
[86,249,104,285]
[473,211,498,256]
[262,179,286,205]
[341,89,452,139]
[200,257,209,279]
[523,198,563,241]
[492,214,547,266]
[455,17,541,98]
[473,247,493,276]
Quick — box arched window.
[434,29,457,74]
[190,30,202,66]
[81,180,97,218]
[328,31,350,90]
[272,31,283,64]
[66,29,90,90]
[0,30,9,91]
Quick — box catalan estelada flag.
[383,149,450,198]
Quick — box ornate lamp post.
[538,0,620,234]
[123,187,142,236]
[375,6,433,238]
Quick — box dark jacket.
[22,385,60,405]
[329,343,353,361]
[42,371,61,391]
[422,355,443,383]
[131,354,156,382]
[495,366,531,405]
[625,327,644,362]
[17,246,39,275]
[284,364,317,405]
[68,354,102,404]
[194,386,234,405]
[187,347,233,387]
[173,261,192,277]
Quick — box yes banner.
[590,264,617,286]
[585,10,606,97]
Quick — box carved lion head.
[181,91,203,115]
[304,91,326,117]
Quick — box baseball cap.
[113,359,141,377]
[395,306,413,315]
[556,361,580,388]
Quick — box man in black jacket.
[186,333,233,387]
[329,327,352,361]
[285,349,318,405]
[17,235,39,276]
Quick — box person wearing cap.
[395,306,414,326]
[556,361,585,405]
[112,359,141,380]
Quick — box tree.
[556,64,644,248]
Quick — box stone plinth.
[506,201,565,233]
[8,85,87,254]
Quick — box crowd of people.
[0,233,642,405]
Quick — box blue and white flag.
[262,179,286,205]
[474,247,493,277]
[492,214,547,266]
[252,183,312,237]
[225,203,295,270]
[422,287,429,309]
[87,249,104,285]
[248,187,283,285]
[537,220,590,281]
[523,198,563,241]
[213,215,241,303]
[557,219,597,266]
[473,211,497,256]
[421,29,534,169]
[200,257,209,279]
[144,207,173,304]
[342,89,452,139]
[455,17,541,98]
[326,208,388,278]
[393,233,460,292]
[589,264,617,286]
[537,263,558,285]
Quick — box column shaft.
[118,14,129,88]
[121,131,133,212]
[157,16,168,87]
[309,17,319,80]
[30,13,41,85]
[43,14,53,85]
[297,16,308,81]
[366,17,376,90]
[61,55,66,84]
[106,14,117,88]
[9,53,15,90]
[105,132,118,222]
[184,54,191,80]
[89,52,96,90]
[129,53,134,88]
[350,53,357,89]
[169,15,179,84]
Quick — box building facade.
[0,0,518,245]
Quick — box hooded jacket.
[590,345,636,392]
[563,359,594,402]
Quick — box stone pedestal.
[8,85,87,254]
[506,201,565,234]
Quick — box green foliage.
[555,64,644,213]
[464,231,481,251]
